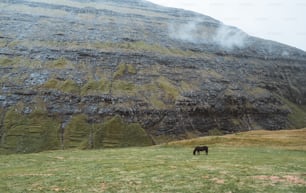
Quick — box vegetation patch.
[42,78,80,95]
[180,81,198,93]
[138,82,167,109]
[113,63,137,79]
[81,79,110,95]
[156,76,180,101]
[247,86,270,97]
[127,64,137,74]
[112,80,136,96]
[201,69,223,79]
[0,57,15,66]
[47,57,73,69]
[149,95,167,109]
[0,39,6,47]
[60,79,80,94]
[64,114,91,149]
[1,106,61,153]
[94,116,152,148]
[62,115,152,149]
[280,97,306,128]
[1,110,153,153]
[18,40,201,57]
[0,56,42,68]
[113,63,127,79]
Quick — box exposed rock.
[0,0,306,153]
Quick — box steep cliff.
[1,0,306,153]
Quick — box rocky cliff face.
[1,0,306,153]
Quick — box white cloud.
[148,0,306,51]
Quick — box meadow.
[0,129,306,193]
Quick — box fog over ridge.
[169,19,249,50]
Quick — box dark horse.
[193,146,208,155]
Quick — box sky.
[148,0,306,51]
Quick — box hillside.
[1,0,306,153]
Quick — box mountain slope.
[0,0,306,153]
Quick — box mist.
[169,19,249,49]
[213,25,248,49]
[169,19,206,44]
[149,0,306,51]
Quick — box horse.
[193,146,208,155]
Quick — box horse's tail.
[206,147,208,155]
[193,148,197,155]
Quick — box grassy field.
[168,128,306,150]
[0,129,306,193]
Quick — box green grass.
[0,146,305,193]
[0,129,305,193]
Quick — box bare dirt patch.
[254,175,306,185]
[100,182,107,192]
[211,177,225,184]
